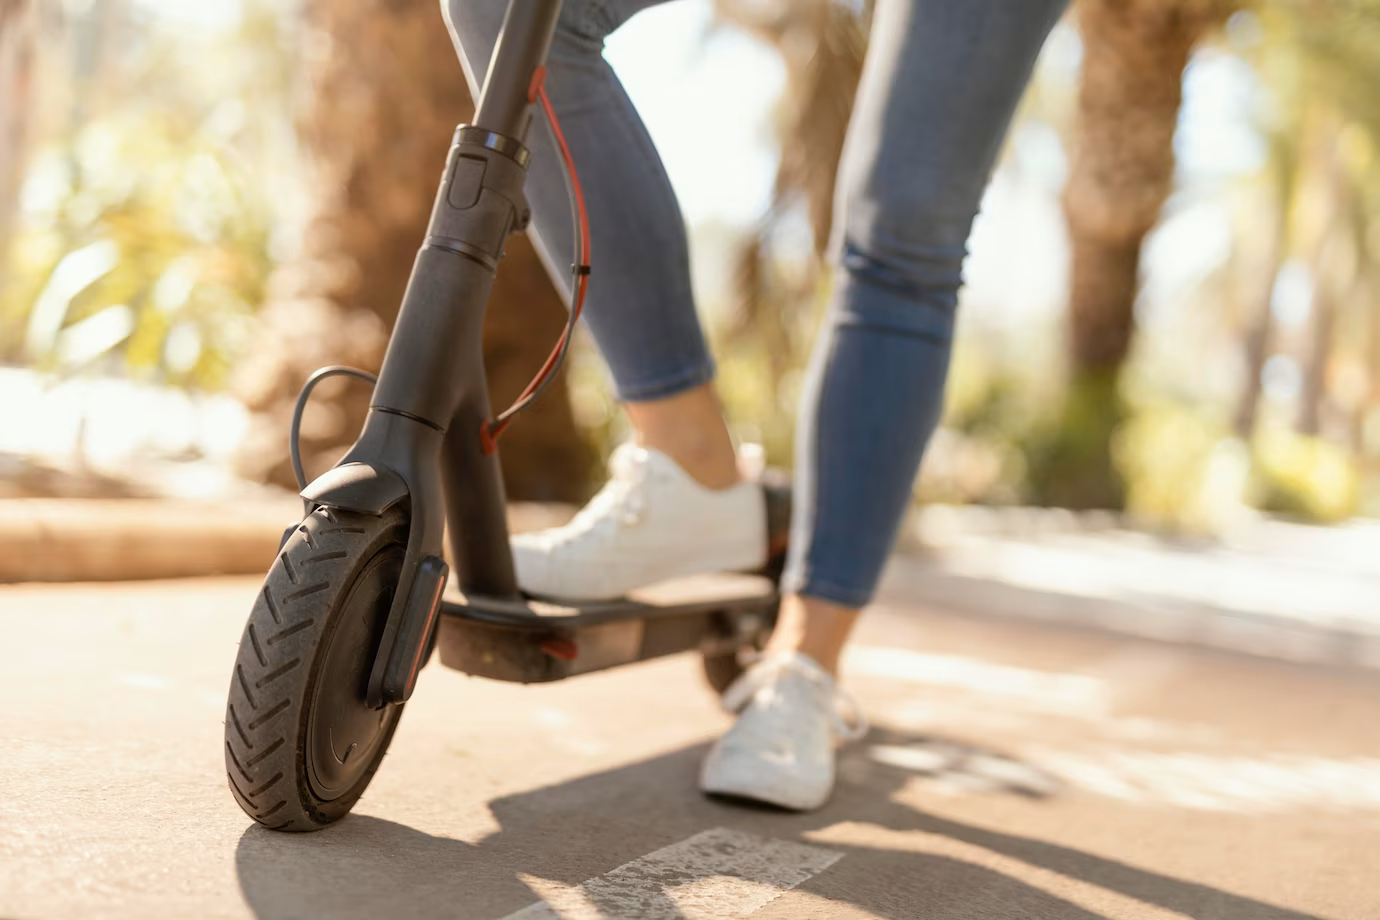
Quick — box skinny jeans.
[445,0,1067,607]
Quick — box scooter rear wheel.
[701,609,772,695]
[225,504,408,832]
[703,647,752,696]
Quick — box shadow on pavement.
[235,727,1322,920]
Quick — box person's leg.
[443,0,739,489]
[706,0,1059,811]
[445,0,759,600]
[775,0,1069,673]
[703,0,1067,810]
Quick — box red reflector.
[539,637,578,661]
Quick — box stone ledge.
[0,499,576,583]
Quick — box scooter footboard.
[434,573,778,683]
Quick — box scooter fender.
[300,415,450,708]
[300,462,409,516]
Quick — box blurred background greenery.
[1,0,1377,530]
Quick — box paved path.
[2,575,1376,919]
[899,511,1380,671]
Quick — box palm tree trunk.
[233,0,590,502]
[1040,0,1230,508]
[1298,112,1351,438]
[1298,280,1335,437]
[1236,131,1298,439]
[1365,271,1380,457]
[1233,271,1277,440]
[1234,172,1291,440]
[714,0,869,439]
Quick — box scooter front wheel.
[225,504,408,832]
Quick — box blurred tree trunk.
[1298,113,1351,438]
[1233,140,1294,440]
[713,0,870,459]
[1233,238,1280,440]
[1298,282,1336,436]
[1035,0,1230,509]
[0,0,37,266]
[715,0,868,260]
[234,0,591,503]
[1366,270,1380,457]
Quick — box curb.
[877,557,1380,673]
[5,498,1374,676]
[0,499,300,583]
[885,505,1380,673]
[0,499,578,584]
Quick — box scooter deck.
[433,476,791,684]
[434,572,778,683]
[440,571,775,629]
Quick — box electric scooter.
[224,0,788,832]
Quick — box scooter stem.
[300,0,565,702]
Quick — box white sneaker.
[510,443,767,600]
[700,652,867,811]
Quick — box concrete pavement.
[2,573,1377,919]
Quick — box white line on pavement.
[501,827,843,920]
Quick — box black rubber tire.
[224,504,408,832]
[701,616,772,696]
[703,648,750,696]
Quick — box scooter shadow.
[234,726,1321,920]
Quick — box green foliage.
[930,345,1366,528]
[712,266,830,469]
[1,118,272,387]
[1114,401,1237,530]
[0,2,292,389]
[918,345,1043,506]
[1250,424,1360,520]
[1024,370,1127,511]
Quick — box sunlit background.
[3,6,1379,912]
[2,0,1378,531]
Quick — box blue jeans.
[446,0,1066,607]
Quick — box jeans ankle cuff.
[615,363,716,403]
[779,570,872,609]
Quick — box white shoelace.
[561,445,650,537]
[721,651,869,743]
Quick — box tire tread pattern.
[224,505,406,832]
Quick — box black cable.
[489,265,583,429]
[490,157,583,429]
[289,366,378,512]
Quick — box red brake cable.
[481,81,591,453]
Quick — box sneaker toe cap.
[700,737,832,811]
[511,533,619,599]
[510,534,557,596]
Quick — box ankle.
[764,594,860,677]
[625,385,740,490]
[639,434,740,490]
